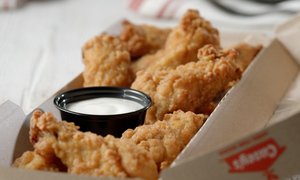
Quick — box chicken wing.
[83,34,134,87]
[122,110,206,170]
[131,9,220,74]
[120,20,171,59]
[131,44,242,124]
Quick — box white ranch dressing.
[67,97,144,115]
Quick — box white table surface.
[0,0,297,114]
[0,0,129,113]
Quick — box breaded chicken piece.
[104,135,158,179]
[230,43,262,72]
[131,9,220,74]
[162,111,206,146]
[122,110,205,170]
[28,111,128,177]
[13,151,66,172]
[131,45,242,124]
[120,20,171,59]
[183,43,262,117]
[83,34,134,87]
[14,111,204,178]
[20,110,158,180]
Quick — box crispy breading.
[105,135,158,179]
[131,9,220,74]
[132,45,242,124]
[162,111,206,146]
[23,110,158,180]
[14,110,205,178]
[122,110,205,170]
[192,43,262,115]
[82,34,134,87]
[13,151,66,172]
[120,20,171,59]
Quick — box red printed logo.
[224,138,285,180]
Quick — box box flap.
[275,13,300,64]
[161,109,300,180]
[267,72,300,126]
[0,101,29,166]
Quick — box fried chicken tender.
[83,34,134,87]
[19,110,158,180]
[120,20,171,59]
[193,43,262,116]
[13,151,66,172]
[122,110,205,170]
[104,135,158,179]
[132,44,242,124]
[131,9,220,74]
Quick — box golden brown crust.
[13,151,66,172]
[120,20,171,59]
[19,110,158,180]
[82,34,134,87]
[122,110,205,170]
[15,110,204,179]
[131,9,220,74]
[105,135,158,180]
[132,45,241,124]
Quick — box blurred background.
[0,0,299,113]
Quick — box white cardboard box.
[1,14,300,180]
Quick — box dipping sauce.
[54,87,152,136]
[67,97,144,115]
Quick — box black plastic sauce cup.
[54,87,152,137]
